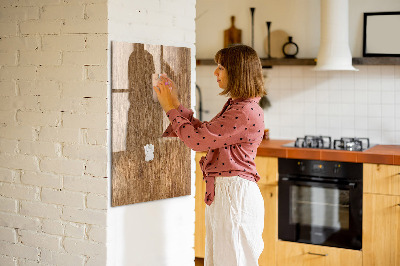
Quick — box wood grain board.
[111,41,191,206]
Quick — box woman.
[153,44,266,266]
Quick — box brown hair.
[214,44,267,99]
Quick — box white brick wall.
[0,0,108,265]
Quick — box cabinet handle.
[397,204,400,207]
[307,252,328,256]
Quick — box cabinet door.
[255,156,278,186]
[364,164,400,196]
[277,241,362,266]
[259,185,278,266]
[195,152,207,258]
[363,193,400,266]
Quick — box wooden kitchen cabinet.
[255,156,278,186]
[363,163,400,266]
[276,241,362,266]
[258,184,278,266]
[364,163,400,196]
[194,154,279,264]
[195,152,207,258]
[363,193,400,266]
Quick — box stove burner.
[333,137,370,151]
[295,135,332,149]
[286,136,372,151]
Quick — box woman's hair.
[214,44,267,99]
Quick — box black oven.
[278,158,363,250]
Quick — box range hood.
[314,0,358,71]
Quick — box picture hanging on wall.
[363,11,400,57]
[111,41,191,207]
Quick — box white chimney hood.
[314,0,358,71]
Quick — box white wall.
[196,0,400,145]
[196,0,400,58]
[107,1,196,266]
[0,0,108,265]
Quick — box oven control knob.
[334,164,341,174]
[297,161,305,171]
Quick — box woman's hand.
[160,74,180,108]
[153,75,176,113]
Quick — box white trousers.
[205,176,265,266]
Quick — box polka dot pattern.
[162,97,265,205]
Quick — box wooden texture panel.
[255,156,278,186]
[259,185,278,266]
[195,152,207,258]
[364,163,400,196]
[276,241,362,266]
[363,193,400,266]
[111,42,191,206]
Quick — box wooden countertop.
[256,139,400,165]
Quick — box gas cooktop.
[282,135,375,151]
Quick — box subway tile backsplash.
[196,65,400,145]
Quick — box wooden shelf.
[196,57,400,67]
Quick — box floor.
[195,257,204,266]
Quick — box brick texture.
[0,1,108,264]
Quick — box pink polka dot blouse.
[162,97,265,205]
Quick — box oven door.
[278,176,362,250]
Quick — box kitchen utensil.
[224,16,242,48]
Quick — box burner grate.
[295,135,332,149]
[333,137,370,151]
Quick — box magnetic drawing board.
[111,41,191,206]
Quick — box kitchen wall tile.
[316,103,329,115]
[328,87,341,103]
[396,89,400,104]
[368,117,381,131]
[382,105,395,118]
[395,105,400,118]
[304,88,316,103]
[342,117,355,129]
[304,102,316,115]
[394,66,400,78]
[381,65,395,78]
[196,65,400,145]
[396,131,400,144]
[367,104,381,118]
[367,91,381,105]
[329,103,341,116]
[395,118,400,131]
[355,117,368,130]
[316,89,329,103]
[382,90,395,104]
[291,77,304,90]
[303,67,316,78]
[315,70,328,79]
[291,67,304,78]
[278,67,292,78]
[381,131,396,144]
[341,103,355,116]
[382,78,395,91]
[329,116,341,129]
[382,117,396,131]
[341,128,355,137]
[354,89,367,104]
[316,115,330,128]
[367,77,381,91]
[355,104,368,117]
[367,129,382,144]
[367,65,381,77]
[341,89,355,104]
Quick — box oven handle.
[280,177,357,189]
